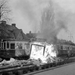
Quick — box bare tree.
[0,0,11,22]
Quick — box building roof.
[0,21,27,41]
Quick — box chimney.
[12,23,16,27]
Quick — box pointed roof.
[0,21,26,41]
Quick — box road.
[34,63,75,75]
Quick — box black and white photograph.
[0,0,75,75]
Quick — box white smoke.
[37,0,69,43]
[10,0,75,42]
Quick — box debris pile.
[0,58,31,67]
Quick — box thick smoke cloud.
[10,0,75,43]
[37,0,70,43]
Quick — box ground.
[34,62,75,75]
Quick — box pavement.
[34,62,75,75]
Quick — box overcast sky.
[9,0,75,42]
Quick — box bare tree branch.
[0,0,11,22]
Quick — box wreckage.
[30,42,58,64]
[0,41,75,75]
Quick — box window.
[16,43,22,49]
[4,42,6,49]
[61,46,63,50]
[67,47,69,50]
[25,43,30,50]
[1,43,4,49]
[65,46,69,50]
[19,43,22,49]
[7,42,9,48]
[10,43,15,49]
